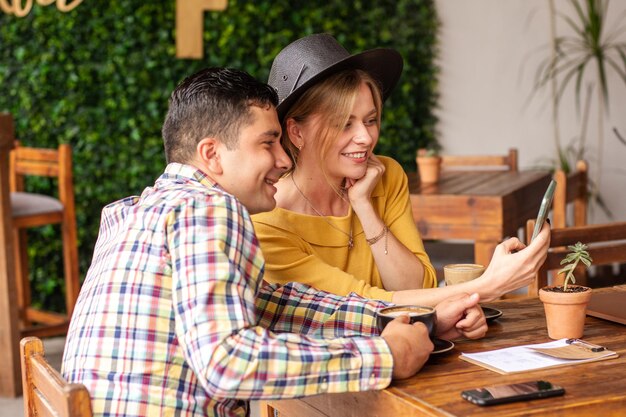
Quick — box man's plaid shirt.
[62,163,393,417]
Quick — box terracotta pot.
[416,156,442,184]
[539,285,592,339]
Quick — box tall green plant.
[535,0,626,185]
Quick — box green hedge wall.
[0,0,439,311]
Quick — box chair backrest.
[441,148,518,172]
[552,160,588,229]
[20,336,93,417]
[525,219,626,295]
[10,142,75,206]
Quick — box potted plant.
[539,242,593,339]
[416,148,442,184]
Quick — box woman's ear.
[197,137,223,175]
[285,118,304,149]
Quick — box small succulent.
[558,242,593,291]
[417,147,439,158]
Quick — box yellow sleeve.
[378,156,437,289]
[254,220,394,302]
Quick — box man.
[62,67,487,417]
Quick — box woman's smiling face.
[295,81,380,185]
[325,81,379,182]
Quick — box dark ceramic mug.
[376,305,437,341]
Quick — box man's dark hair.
[162,67,279,163]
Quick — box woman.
[252,34,550,306]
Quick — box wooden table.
[408,170,552,266]
[264,286,626,416]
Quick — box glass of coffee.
[443,263,485,286]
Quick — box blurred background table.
[408,170,552,267]
[264,286,626,417]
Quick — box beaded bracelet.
[366,226,389,255]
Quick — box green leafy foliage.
[535,0,626,111]
[0,0,439,312]
[533,0,626,218]
[558,242,593,291]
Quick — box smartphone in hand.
[530,179,557,242]
[461,380,565,406]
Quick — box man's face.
[217,105,291,214]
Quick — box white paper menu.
[459,339,618,374]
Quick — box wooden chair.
[441,148,518,172]
[425,148,518,281]
[552,160,588,229]
[20,336,93,417]
[10,141,80,337]
[525,219,626,295]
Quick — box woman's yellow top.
[252,156,437,302]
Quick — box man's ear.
[286,118,304,149]
[197,137,223,175]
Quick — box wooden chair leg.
[15,221,78,337]
[61,217,80,316]
[14,228,31,326]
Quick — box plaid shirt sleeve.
[170,192,394,401]
[256,282,391,339]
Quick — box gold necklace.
[291,174,354,249]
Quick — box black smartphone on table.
[461,380,565,406]
[530,179,557,242]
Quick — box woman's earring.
[298,143,303,150]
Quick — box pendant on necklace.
[291,174,354,250]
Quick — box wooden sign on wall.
[2,0,227,59]
[176,0,227,59]
[0,0,83,17]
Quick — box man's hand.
[380,316,433,379]
[434,293,487,341]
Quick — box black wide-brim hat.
[268,33,404,122]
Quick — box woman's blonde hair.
[282,69,383,184]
